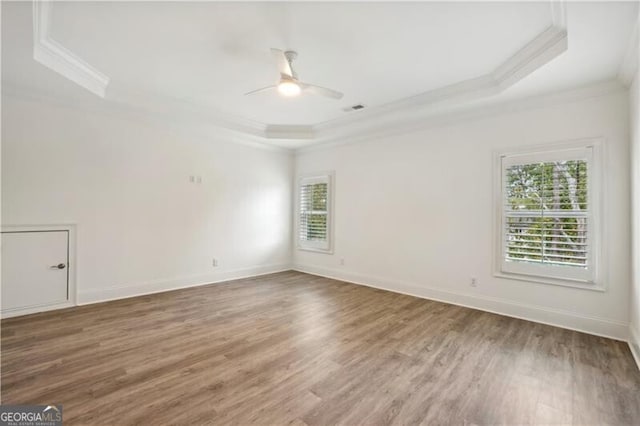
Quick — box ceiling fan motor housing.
[284,51,298,61]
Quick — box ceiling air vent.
[343,104,365,112]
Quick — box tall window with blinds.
[298,174,332,252]
[498,144,601,285]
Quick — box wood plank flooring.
[2,271,639,425]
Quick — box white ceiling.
[495,1,637,100]
[1,1,638,147]
[48,1,553,125]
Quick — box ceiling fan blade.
[270,48,293,78]
[301,83,343,100]
[244,85,277,96]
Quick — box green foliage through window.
[505,160,588,268]
[299,183,328,241]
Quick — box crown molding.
[265,125,314,140]
[32,1,269,138]
[4,78,624,157]
[297,79,626,154]
[106,83,268,138]
[312,1,568,140]
[549,0,567,30]
[33,1,110,98]
[23,0,595,151]
[617,8,639,87]
[0,82,291,154]
[493,26,567,90]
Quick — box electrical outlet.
[212,258,218,267]
[340,258,345,266]
[470,277,478,287]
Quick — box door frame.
[1,224,77,318]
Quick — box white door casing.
[1,225,76,317]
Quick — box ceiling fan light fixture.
[245,49,342,99]
[277,80,301,97]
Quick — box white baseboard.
[78,263,293,305]
[630,324,640,372]
[1,300,76,319]
[293,263,629,341]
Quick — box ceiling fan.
[245,49,343,99]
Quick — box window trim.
[493,138,605,291]
[297,172,334,254]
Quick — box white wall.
[2,84,634,342]
[1,95,293,304]
[295,89,631,340]
[630,72,640,364]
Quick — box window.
[298,174,332,252]
[496,142,602,287]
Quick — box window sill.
[494,271,605,292]
[297,246,334,255]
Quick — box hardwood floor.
[2,271,639,425]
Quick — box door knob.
[50,263,66,270]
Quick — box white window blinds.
[298,175,332,252]
[499,145,599,284]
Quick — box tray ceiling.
[1,1,638,149]
[48,1,552,125]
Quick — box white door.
[1,231,69,313]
